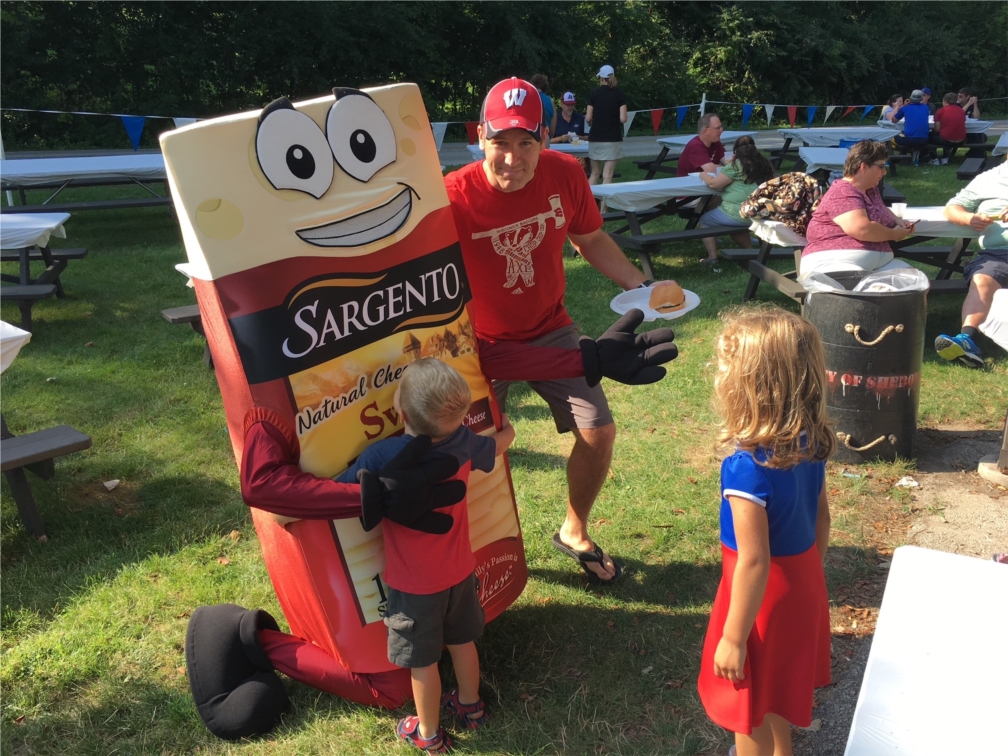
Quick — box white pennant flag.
[431,122,448,152]
[623,111,637,138]
[765,105,776,127]
[173,117,198,129]
[823,106,837,125]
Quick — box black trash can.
[802,271,927,464]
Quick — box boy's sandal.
[699,257,720,266]
[443,688,489,729]
[551,533,623,584]
[396,716,454,753]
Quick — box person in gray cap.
[892,89,932,160]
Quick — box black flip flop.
[551,533,623,584]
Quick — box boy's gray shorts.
[384,572,485,669]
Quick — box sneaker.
[929,158,941,166]
[396,716,453,753]
[940,157,949,165]
[935,333,984,368]
[443,688,489,729]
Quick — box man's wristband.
[638,279,655,289]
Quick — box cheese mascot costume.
[162,84,678,740]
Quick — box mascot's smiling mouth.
[296,185,415,247]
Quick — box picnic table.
[738,205,986,303]
[845,547,1007,756]
[591,175,743,278]
[772,127,895,169]
[636,131,756,179]
[993,132,1008,157]
[876,116,993,135]
[0,320,92,539]
[0,153,171,213]
[1,212,88,330]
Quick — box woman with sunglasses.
[799,140,917,280]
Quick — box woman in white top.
[881,94,904,122]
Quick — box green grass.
[2,161,1006,755]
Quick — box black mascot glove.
[359,434,465,535]
[185,604,289,741]
[579,308,678,387]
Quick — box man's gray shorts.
[492,325,614,434]
[965,251,1008,289]
[384,573,485,669]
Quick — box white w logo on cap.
[503,88,528,109]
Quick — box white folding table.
[876,117,993,135]
[465,141,588,162]
[0,153,170,213]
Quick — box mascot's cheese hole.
[196,198,245,240]
[398,94,425,131]
[400,138,416,156]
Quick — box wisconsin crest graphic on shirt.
[472,195,565,288]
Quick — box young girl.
[698,308,835,756]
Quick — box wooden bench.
[1,246,88,298]
[162,304,213,368]
[721,247,796,265]
[1,283,57,331]
[609,224,748,279]
[0,247,89,264]
[0,196,171,214]
[1,419,92,540]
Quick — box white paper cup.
[688,172,702,177]
[891,203,907,218]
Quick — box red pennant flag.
[650,109,665,136]
[464,122,479,144]
[842,106,857,119]
[787,106,797,127]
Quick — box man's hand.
[359,436,464,534]
[970,212,996,231]
[579,308,678,387]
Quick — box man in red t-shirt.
[444,77,661,582]
[676,113,729,177]
[930,92,968,165]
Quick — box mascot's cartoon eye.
[327,94,396,183]
[256,106,334,198]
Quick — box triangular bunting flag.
[824,106,838,124]
[741,104,755,128]
[859,105,875,121]
[464,122,479,145]
[120,115,146,151]
[650,109,664,136]
[807,106,818,127]
[676,106,688,130]
[842,106,857,119]
[787,106,797,127]
[431,122,448,151]
[765,105,776,127]
[172,117,198,129]
[624,111,637,138]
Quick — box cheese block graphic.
[160,84,526,676]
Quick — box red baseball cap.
[479,77,544,141]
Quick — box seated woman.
[799,140,917,279]
[696,136,773,265]
[882,93,904,122]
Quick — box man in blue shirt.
[893,90,932,149]
[552,92,587,143]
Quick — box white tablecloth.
[0,154,166,187]
[656,131,756,149]
[0,212,70,249]
[800,147,848,174]
[876,117,993,134]
[844,546,1008,756]
[465,142,588,162]
[777,127,895,147]
[992,132,1008,157]
[0,320,32,374]
[591,175,716,213]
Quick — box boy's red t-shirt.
[934,104,967,143]
[444,150,603,342]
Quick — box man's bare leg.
[962,274,1001,329]
[558,424,617,580]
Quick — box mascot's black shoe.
[185,604,290,740]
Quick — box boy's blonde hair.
[399,358,472,438]
[713,306,835,468]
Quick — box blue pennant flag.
[120,115,146,150]
[741,104,754,128]
[807,106,818,127]
[676,105,688,130]
[859,105,875,122]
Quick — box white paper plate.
[610,286,701,321]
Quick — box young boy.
[337,358,514,753]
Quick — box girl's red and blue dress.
[697,448,831,734]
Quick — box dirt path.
[793,426,1008,756]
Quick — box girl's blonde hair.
[713,306,835,468]
[602,74,618,88]
[399,358,472,438]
